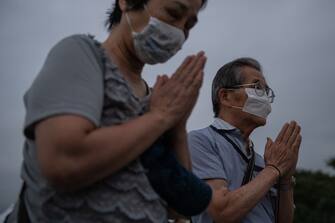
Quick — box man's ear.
[218,88,232,107]
[119,0,127,12]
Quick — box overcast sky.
[1,0,334,211]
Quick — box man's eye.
[265,87,271,94]
[255,84,262,90]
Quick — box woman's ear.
[119,0,127,12]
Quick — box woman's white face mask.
[125,6,186,65]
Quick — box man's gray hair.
[211,57,262,117]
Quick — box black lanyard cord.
[210,125,255,186]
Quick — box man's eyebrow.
[252,79,270,88]
[252,79,261,83]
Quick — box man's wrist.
[264,165,281,183]
[279,176,296,191]
[266,164,281,179]
[281,176,292,184]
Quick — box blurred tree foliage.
[294,158,335,223]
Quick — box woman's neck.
[102,26,148,98]
[102,26,144,84]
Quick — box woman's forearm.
[36,111,169,191]
[167,126,192,170]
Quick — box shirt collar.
[212,118,254,158]
[212,118,238,131]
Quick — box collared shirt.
[188,118,277,223]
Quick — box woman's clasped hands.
[150,51,207,129]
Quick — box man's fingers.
[153,75,162,91]
[161,74,169,84]
[275,123,289,143]
[287,124,301,146]
[265,137,273,149]
[293,134,302,153]
[282,121,297,144]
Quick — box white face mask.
[125,6,185,65]
[232,88,272,119]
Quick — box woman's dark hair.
[106,0,208,31]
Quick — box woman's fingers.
[152,52,206,121]
[183,58,206,90]
[192,53,207,75]
[188,51,205,73]
[188,71,204,94]
[172,55,194,81]
[186,52,206,77]
[178,51,205,82]
[169,51,206,95]
[196,70,205,87]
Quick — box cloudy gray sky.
[1,0,334,211]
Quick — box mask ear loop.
[221,88,245,111]
[143,5,152,17]
[125,13,135,33]
[230,105,244,110]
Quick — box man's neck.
[217,113,255,141]
[217,114,255,156]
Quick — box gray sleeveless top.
[15,35,168,222]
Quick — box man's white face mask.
[231,88,272,119]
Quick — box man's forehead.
[241,66,266,83]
